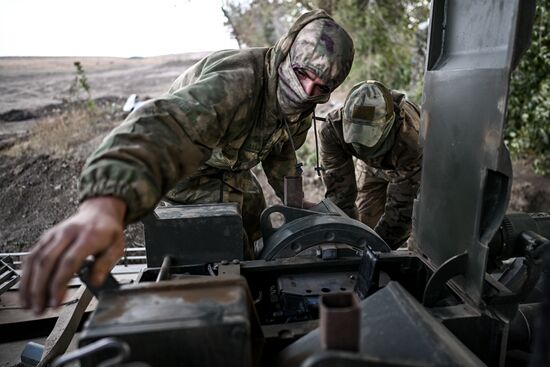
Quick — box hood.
[264,10,354,120]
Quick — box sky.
[0,0,240,57]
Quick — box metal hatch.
[413,0,536,304]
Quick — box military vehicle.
[2,0,549,366]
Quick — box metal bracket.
[260,204,326,240]
[423,253,468,307]
[260,214,390,260]
[218,260,241,277]
[36,285,93,367]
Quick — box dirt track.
[0,53,210,114]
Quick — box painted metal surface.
[260,200,390,260]
[277,282,485,367]
[79,276,260,367]
[413,0,536,304]
[143,203,244,267]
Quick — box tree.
[221,0,303,48]
[221,0,429,103]
[221,0,550,174]
[506,1,550,174]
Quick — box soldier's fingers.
[29,227,79,314]
[91,234,125,286]
[48,229,116,307]
[20,229,57,309]
[31,229,56,253]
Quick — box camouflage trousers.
[164,168,266,259]
[355,160,416,249]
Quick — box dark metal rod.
[283,176,304,208]
[312,110,323,177]
[0,270,12,284]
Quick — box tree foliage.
[222,0,550,174]
[323,0,429,101]
[505,1,550,174]
[222,0,429,103]
[221,0,304,48]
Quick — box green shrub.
[505,2,550,174]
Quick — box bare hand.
[19,196,127,314]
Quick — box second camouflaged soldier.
[320,80,422,249]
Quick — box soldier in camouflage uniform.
[320,80,422,249]
[20,10,354,313]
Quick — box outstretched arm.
[19,72,242,313]
[20,196,126,314]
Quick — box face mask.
[277,54,329,122]
[289,18,354,91]
[276,17,354,122]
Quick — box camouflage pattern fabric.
[277,18,354,120]
[320,90,422,249]
[78,9,354,256]
[342,81,396,149]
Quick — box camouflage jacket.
[320,91,422,247]
[78,11,335,223]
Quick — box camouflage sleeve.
[262,117,311,199]
[79,74,247,223]
[319,119,358,219]
[374,101,422,248]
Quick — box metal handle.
[78,258,120,297]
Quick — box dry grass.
[9,109,91,156]
[5,102,123,159]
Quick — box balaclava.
[277,17,354,122]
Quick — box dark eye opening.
[319,85,331,94]
[294,68,308,79]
